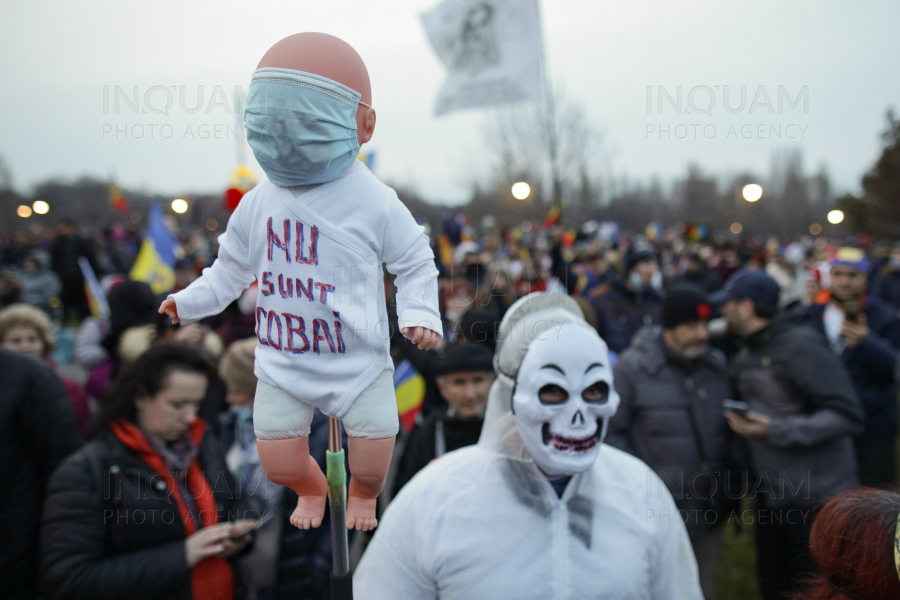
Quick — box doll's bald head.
[258,33,375,145]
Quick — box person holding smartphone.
[802,247,900,488]
[713,270,864,600]
[41,343,260,600]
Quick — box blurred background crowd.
[3,196,900,599]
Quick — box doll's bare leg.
[257,437,327,530]
[345,436,394,531]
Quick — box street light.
[17,205,32,218]
[511,182,531,200]
[730,222,743,234]
[742,184,762,202]
[171,198,188,214]
[33,200,49,214]
[827,210,844,225]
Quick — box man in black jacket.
[608,286,730,600]
[0,348,79,600]
[393,343,494,494]
[714,270,864,600]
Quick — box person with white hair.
[354,292,702,599]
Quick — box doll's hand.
[401,326,440,351]
[158,297,181,324]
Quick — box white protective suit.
[354,293,703,600]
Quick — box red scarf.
[111,418,234,600]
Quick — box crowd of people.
[2,216,900,600]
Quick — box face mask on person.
[629,271,645,290]
[244,68,368,186]
[231,404,253,422]
[512,322,620,477]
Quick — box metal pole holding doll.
[327,417,352,599]
[159,31,442,552]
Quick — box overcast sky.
[1,0,898,206]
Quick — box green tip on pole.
[326,449,346,488]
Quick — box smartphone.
[229,511,273,540]
[723,399,750,417]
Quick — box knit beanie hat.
[219,338,258,396]
[662,285,712,329]
[434,342,494,376]
[624,240,658,273]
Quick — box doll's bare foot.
[290,494,327,530]
[345,495,378,531]
[344,437,395,531]
[258,439,327,530]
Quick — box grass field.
[716,517,761,600]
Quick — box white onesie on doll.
[169,160,441,439]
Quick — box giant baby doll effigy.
[354,292,703,599]
[159,33,441,532]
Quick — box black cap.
[662,285,712,329]
[709,269,780,311]
[433,342,494,376]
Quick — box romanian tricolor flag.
[130,203,181,294]
[109,183,129,213]
[543,203,561,228]
[394,359,426,432]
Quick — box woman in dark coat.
[41,342,261,600]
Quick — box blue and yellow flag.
[130,203,180,294]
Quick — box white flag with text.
[421,0,545,117]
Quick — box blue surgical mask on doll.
[244,68,369,186]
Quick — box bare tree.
[0,155,12,192]
[481,87,606,207]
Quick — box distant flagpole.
[534,0,562,212]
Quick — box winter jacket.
[40,425,260,600]
[874,269,900,313]
[15,261,62,308]
[0,349,79,600]
[804,299,900,442]
[730,319,864,509]
[589,278,663,354]
[608,326,731,536]
[393,412,484,495]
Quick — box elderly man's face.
[663,320,710,360]
[436,371,494,420]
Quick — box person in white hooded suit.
[354,292,703,600]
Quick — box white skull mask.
[512,322,620,477]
